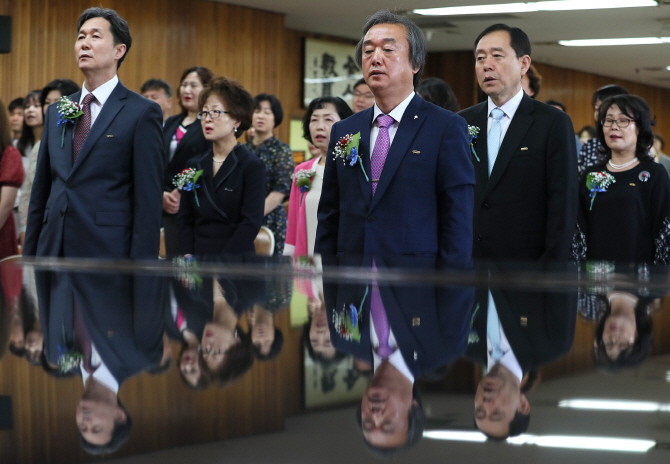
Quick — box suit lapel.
[70,82,127,176]
[355,108,374,208]
[61,91,81,172]
[370,95,425,210]
[196,153,229,220]
[213,145,239,190]
[163,115,184,154]
[484,95,534,197]
[471,103,490,190]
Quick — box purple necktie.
[371,114,394,196]
[370,262,393,359]
[73,93,95,162]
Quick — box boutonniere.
[468,125,481,162]
[332,286,369,342]
[56,96,84,148]
[468,303,480,344]
[292,168,316,206]
[586,171,616,210]
[57,344,83,373]
[173,255,203,290]
[333,132,370,182]
[173,168,204,207]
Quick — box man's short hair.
[8,98,24,112]
[475,410,530,440]
[353,78,368,91]
[77,8,132,69]
[546,99,566,112]
[79,400,132,455]
[141,78,173,98]
[474,24,531,60]
[591,84,629,109]
[355,384,425,456]
[355,10,426,88]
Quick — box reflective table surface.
[2,255,670,463]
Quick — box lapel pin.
[630,183,636,187]
[106,135,113,138]
[412,150,420,154]
[520,147,528,151]
[639,171,650,182]
[412,317,420,326]
[413,115,418,119]
[520,316,528,327]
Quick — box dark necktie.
[371,114,394,196]
[73,93,95,162]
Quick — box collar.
[80,75,119,106]
[373,350,415,384]
[81,360,120,394]
[372,91,415,125]
[487,87,524,119]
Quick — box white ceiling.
[214,0,670,89]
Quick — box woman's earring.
[234,127,238,133]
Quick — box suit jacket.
[24,82,164,259]
[162,277,211,342]
[163,114,212,193]
[459,95,578,262]
[37,270,164,385]
[324,256,474,378]
[466,285,577,372]
[315,94,475,267]
[177,144,266,256]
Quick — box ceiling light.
[559,37,670,46]
[413,0,657,16]
[559,399,670,412]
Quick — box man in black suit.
[467,283,576,439]
[24,7,163,259]
[459,24,577,262]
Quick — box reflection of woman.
[245,94,294,256]
[574,95,670,264]
[177,77,265,256]
[416,77,459,112]
[162,67,213,257]
[284,97,352,257]
[0,99,25,259]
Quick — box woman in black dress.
[574,95,670,264]
[162,67,213,257]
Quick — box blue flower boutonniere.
[57,344,83,373]
[586,171,616,211]
[173,168,204,207]
[292,169,316,206]
[333,132,370,182]
[56,96,84,148]
[468,125,481,162]
[332,286,369,342]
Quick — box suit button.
[483,203,490,210]
[367,216,375,223]
[477,234,482,242]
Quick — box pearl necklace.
[608,157,638,170]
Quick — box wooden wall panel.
[423,50,477,112]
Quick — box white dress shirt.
[370,302,415,383]
[370,91,415,151]
[485,290,523,382]
[79,75,119,126]
[486,88,524,151]
[81,342,120,394]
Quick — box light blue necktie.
[487,108,505,177]
[486,290,505,361]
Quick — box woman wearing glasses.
[573,95,670,264]
[177,76,265,257]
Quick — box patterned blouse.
[577,137,603,176]
[245,136,294,256]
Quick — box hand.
[163,191,180,214]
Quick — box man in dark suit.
[467,281,577,439]
[315,11,474,267]
[24,7,163,259]
[459,24,577,262]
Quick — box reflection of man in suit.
[24,7,163,259]
[325,257,473,453]
[315,11,474,266]
[459,24,577,262]
[467,285,576,439]
[38,271,163,454]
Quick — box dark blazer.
[465,286,577,372]
[38,270,164,385]
[315,94,475,267]
[324,257,474,378]
[459,94,578,262]
[24,82,164,259]
[177,144,266,256]
[162,277,211,342]
[163,114,212,193]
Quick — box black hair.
[253,94,284,128]
[524,64,541,98]
[302,319,347,367]
[596,95,655,163]
[80,399,132,455]
[356,384,425,456]
[8,97,24,112]
[252,327,284,361]
[416,77,459,112]
[474,24,531,59]
[147,357,172,375]
[199,76,255,136]
[594,296,654,371]
[205,326,255,387]
[16,90,42,157]
[141,78,173,98]
[475,410,530,440]
[40,79,81,108]
[654,132,665,152]
[579,125,597,140]
[178,66,214,115]
[592,84,629,109]
[545,99,566,112]
[353,78,368,91]
[302,96,353,144]
[355,10,426,88]
[178,343,212,390]
[77,8,131,69]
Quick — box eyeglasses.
[601,117,634,128]
[197,110,229,120]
